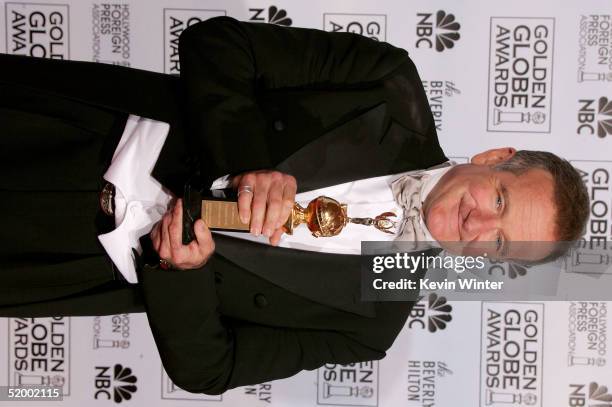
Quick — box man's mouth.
[458,194,473,241]
[457,196,463,240]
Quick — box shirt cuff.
[210,174,232,190]
[210,174,232,198]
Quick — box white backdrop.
[1,0,611,406]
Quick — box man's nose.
[462,210,499,238]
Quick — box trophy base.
[182,178,250,244]
[201,199,250,231]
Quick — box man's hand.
[150,199,215,270]
[232,170,297,246]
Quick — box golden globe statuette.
[282,196,397,237]
[198,195,397,237]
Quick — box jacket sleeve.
[178,16,409,180]
[138,261,386,395]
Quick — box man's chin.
[425,226,466,255]
[434,240,465,255]
[426,219,460,246]
[436,241,500,258]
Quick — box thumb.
[194,218,209,237]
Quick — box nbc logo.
[487,260,530,279]
[415,10,461,52]
[248,6,292,26]
[577,96,612,138]
[596,97,612,137]
[507,263,529,279]
[569,381,612,407]
[588,382,612,405]
[94,364,138,403]
[407,293,453,332]
[113,364,137,403]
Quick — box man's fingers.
[269,228,284,246]
[237,174,255,225]
[278,200,294,231]
[168,199,183,254]
[158,210,173,260]
[250,182,269,236]
[170,199,200,268]
[234,170,297,237]
[183,220,214,269]
[171,202,215,269]
[193,219,215,261]
[237,191,253,226]
[150,222,161,252]
[263,181,283,237]
[278,180,297,229]
[152,199,216,270]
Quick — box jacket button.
[273,120,285,131]
[214,272,223,284]
[254,293,268,308]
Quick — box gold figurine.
[282,196,397,237]
[197,195,397,237]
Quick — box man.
[0,16,588,394]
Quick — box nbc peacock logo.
[248,6,292,26]
[93,364,138,403]
[577,96,612,138]
[415,10,461,52]
[487,259,530,279]
[506,263,529,279]
[426,293,453,332]
[433,11,461,52]
[113,364,137,403]
[596,97,612,138]
[588,382,612,405]
[407,293,453,333]
[568,381,612,407]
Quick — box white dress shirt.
[213,165,452,254]
[98,116,453,282]
[97,115,175,283]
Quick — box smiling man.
[422,148,588,262]
[0,16,589,395]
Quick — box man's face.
[422,148,558,261]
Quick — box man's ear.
[470,147,516,166]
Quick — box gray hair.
[493,150,590,264]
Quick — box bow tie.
[390,162,453,245]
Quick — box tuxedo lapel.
[212,234,376,318]
[275,102,444,193]
[276,102,386,192]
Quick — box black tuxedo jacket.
[1,17,447,394]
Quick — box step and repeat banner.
[1,0,611,406]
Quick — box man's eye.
[496,233,503,252]
[496,194,503,211]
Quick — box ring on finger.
[159,259,174,270]
[237,185,254,197]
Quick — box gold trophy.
[197,195,397,237]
